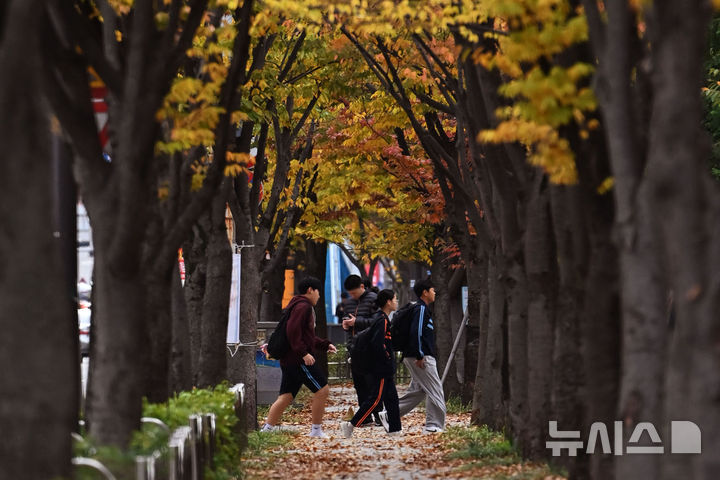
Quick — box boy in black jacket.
[341,289,402,437]
[341,274,379,423]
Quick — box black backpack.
[390,302,416,352]
[350,317,384,374]
[266,306,293,359]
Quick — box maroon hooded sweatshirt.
[281,295,331,367]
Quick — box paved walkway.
[243,383,472,480]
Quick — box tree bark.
[85,247,144,446]
[0,3,77,477]
[197,183,233,388]
[184,227,208,385]
[227,247,263,430]
[476,250,507,430]
[524,178,557,459]
[469,253,489,415]
[169,261,192,393]
[549,185,587,477]
[431,244,460,397]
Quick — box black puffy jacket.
[344,289,377,354]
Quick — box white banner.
[226,252,242,344]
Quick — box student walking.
[341,274,379,423]
[341,289,402,437]
[261,277,337,438]
[397,279,446,434]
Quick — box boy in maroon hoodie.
[261,276,337,438]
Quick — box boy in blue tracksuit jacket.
[397,279,446,433]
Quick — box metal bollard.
[188,414,204,480]
[169,426,193,480]
[72,457,117,480]
[230,383,245,409]
[202,413,216,469]
[141,416,171,433]
[135,454,157,480]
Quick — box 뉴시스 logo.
[546,420,702,456]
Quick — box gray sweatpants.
[398,355,446,430]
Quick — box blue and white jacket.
[404,299,435,360]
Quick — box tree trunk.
[431,245,460,397]
[642,3,718,478]
[468,253,488,411]
[582,222,619,479]
[197,186,233,388]
[169,263,192,393]
[505,254,529,452]
[227,246,262,430]
[259,256,286,322]
[447,275,466,397]
[549,185,587,477]
[144,264,173,402]
[524,179,557,459]
[85,247,144,446]
[0,3,77,476]
[475,250,507,430]
[184,228,208,385]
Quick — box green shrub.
[73,383,243,480]
[143,382,242,480]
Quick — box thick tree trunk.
[0,4,77,476]
[85,248,144,446]
[642,3,718,478]
[197,187,233,388]
[524,180,556,459]
[475,251,507,430]
[144,267,173,402]
[468,254,488,413]
[549,186,587,477]
[184,229,208,384]
[228,247,262,430]
[613,198,667,479]
[431,246,461,398]
[582,222,619,479]
[505,254,529,452]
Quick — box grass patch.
[446,395,471,415]
[245,430,294,457]
[443,425,567,479]
[241,430,295,478]
[445,425,520,466]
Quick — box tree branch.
[250,123,269,225]
[278,29,306,83]
[290,95,318,139]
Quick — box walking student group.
[260,274,447,439]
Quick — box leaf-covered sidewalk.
[241,383,566,480]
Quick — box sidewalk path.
[241,383,552,479]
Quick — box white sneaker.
[388,430,402,436]
[340,421,354,438]
[378,410,390,433]
[308,428,329,439]
[260,423,277,432]
[422,426,444,434]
